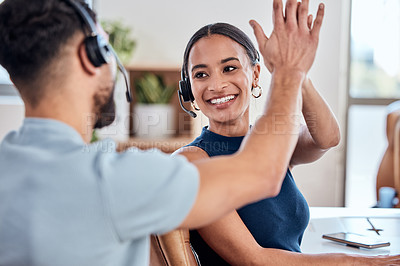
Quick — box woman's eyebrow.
[221,57,239,64]
[191,57,240,73]
[191,64,207,73]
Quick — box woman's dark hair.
[0,0,95,105]
[182,22,260,78]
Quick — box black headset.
[178,66,197,118]
[64,0,132,102]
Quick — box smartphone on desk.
[322,232,390,249]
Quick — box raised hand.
[250,0,324,75]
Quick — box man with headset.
[0,0,324,265]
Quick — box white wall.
[96,0,349,206]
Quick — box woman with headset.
[175,19,400,266]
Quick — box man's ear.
[78,42,98,75]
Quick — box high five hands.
[250,0,324,75]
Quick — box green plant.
[135,73,176,104]
[101,19,136,64]
[90,129,99,143]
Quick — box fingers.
[311,3,325,39]
[272,0,284,28]
[297,0,310,29]
[296,2,301,24]
[307,14,313,30]
[285,0,298,27]
[249,20,268,47]
[287,0,313,30]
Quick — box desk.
[301,207,400,255]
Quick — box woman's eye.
[194,72,207,79]
[224,66,237,72]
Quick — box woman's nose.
[208,73,227,92]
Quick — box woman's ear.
[78,42,98,75]
[253,63,261,87]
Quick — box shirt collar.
[21,118,85,146]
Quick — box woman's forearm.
[301,78,340,149]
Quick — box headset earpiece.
[178,77,195,102]
[65,0,109,68]
[64,0,132,102]
[178,70,197,118]
[84,35,111,67]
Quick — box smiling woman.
[172,22,338,265]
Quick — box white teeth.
[210,95,235,104]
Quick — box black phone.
[322,232,391,249]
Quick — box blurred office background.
[1,0,399,208]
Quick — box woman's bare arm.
[290,78,340,167]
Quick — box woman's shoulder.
[173,145,209,163]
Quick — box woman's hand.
[250,0,324,75]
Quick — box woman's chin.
[209,112,241,124]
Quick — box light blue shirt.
[0,118,199,266]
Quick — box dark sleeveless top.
[187,127,310,265]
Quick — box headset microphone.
[178,90,197,118]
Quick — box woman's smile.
[206,94,238,109]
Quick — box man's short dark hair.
[0,0,96,106]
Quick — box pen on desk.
[366,217,382,235]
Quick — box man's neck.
[25,100,95,143]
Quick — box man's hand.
[250,0,324,75]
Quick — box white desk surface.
[301,207,400,255]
